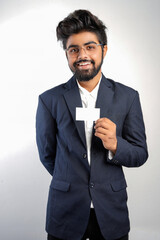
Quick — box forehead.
[66,31,99,48]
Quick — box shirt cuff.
[108,150,114,160]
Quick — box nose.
[77,47,88,60]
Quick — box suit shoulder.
[105,78,138,97]
[40,83,66,99]
[38,83,68,112]
[39,75,76,101]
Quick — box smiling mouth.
[78,61,90,65]
[75,60,94,68]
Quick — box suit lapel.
[96,74,114,118]
[63,74,114,148]
[63,76,86,148]
[91,75,114,165]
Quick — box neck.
[77,71,102,92]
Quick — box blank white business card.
[76,107,100,121]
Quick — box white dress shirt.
[77,78,114,208]
[77,79,101,166]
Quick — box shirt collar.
[76,76,102,99]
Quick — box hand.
[94,118,117,154]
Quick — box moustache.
[73,59,95,68]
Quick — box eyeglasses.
[66,42,104,58]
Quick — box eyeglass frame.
[65,41,105,57]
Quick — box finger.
[94,121,110,130]
[95,127,108,135]
[95,117,108,123]
[95,117,113,124]
[95,131,108,141]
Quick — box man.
[36,9,148,240]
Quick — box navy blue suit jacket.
[36,74,148,240]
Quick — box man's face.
[66,31,107,81]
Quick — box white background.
[0,0,160,239]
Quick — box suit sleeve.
[36,95,57,175]
[107,91,148,167]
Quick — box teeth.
[78,62,90,66]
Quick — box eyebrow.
[67,41,98,50]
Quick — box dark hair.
[56,9,107,49]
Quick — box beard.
[71,57,103,82]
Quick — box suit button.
[114,159,118,164]
[83,153,87,159]
[89,182,95,188]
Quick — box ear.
[103,45,108,58]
